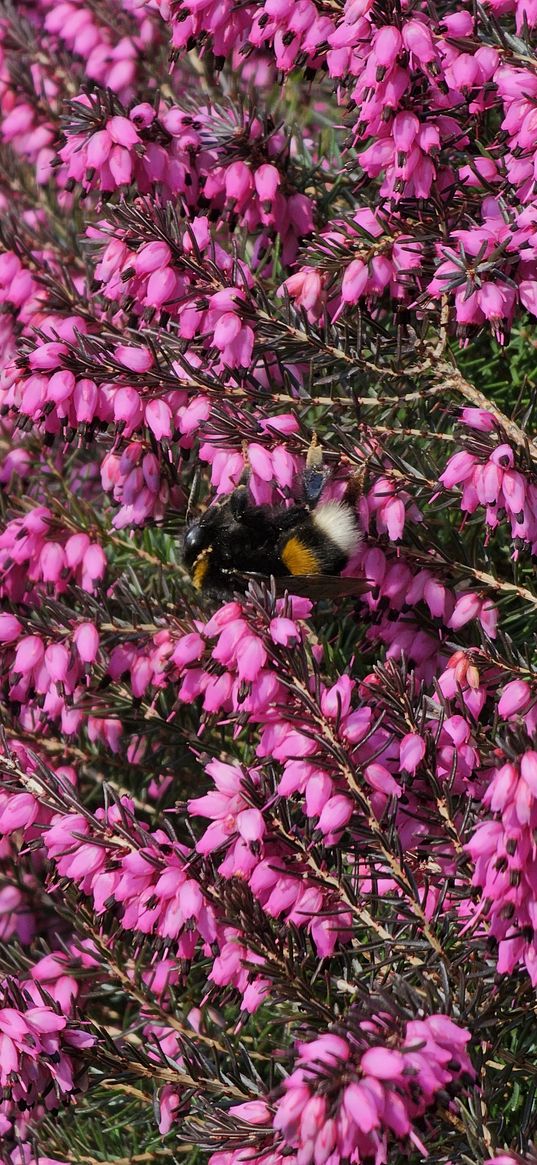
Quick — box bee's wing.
[223,570,369,601]
[272,575,370,600]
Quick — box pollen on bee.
[191,548,212,590]
[306,432,323,470]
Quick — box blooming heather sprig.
[440,413,537,556]
[1,1,537,1163]
[189,757,353,957]
[467,748,537,984]
[271,1014,474,1163]
[281,206,424,321]
[59,92,313,264]
[42,794,219,961]
[0,973,94,1136]
[0,507,106,602]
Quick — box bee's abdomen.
[280,536,321,576]
[279,502,360,576]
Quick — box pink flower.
[317,794,353,836]
[360,1046,405,1078]
[341,260,369,303]
[115,345,154,373]
[280,269,324,321]
[270,617,300,645]
[400,733,426,773]
[189,760,265,856]
[158,1085,182,1134]
[448,593,482,630]
[497,679,531,718]
[235,634,267,682]
[73,623,100,664]
[440,450,478,489]
[0,614,22,643]
[519,280,537,315]
[0,975,94,1116]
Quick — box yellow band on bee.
[281,536,321,576]
[192,549,211,590]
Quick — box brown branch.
[436,360,536,458]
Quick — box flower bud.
[145,398,173,440]
[317,794,353,835]
[403,19,436,62]
[65,533,90,568]
[85,130,111,172]
[40,542,67,583]
[490,443,514,469]
[213,312,241,349]
[108,145,133,186]
[374,26,402,68]
[29,342,68,370]
[113,386,143,427]
[254,163,280,204]
[270,617,299,646]
[439,450,477,488]
[0,613,22,643]
[82,544,106,583]
[44,643,70,683]
[74,623,100,664]
[466,664,481,690]
[73,378,98,423]
[14,635,44,674]
[108,115,140,147]
[449,592,482,630]
[400,733,426,773]
[48,369,76,403]
[115,345,154,373]
[520,750,537,794]
[498,679,531,718]
[393,111,419,152]
[360,1046,405,1078]
[146,266,177,307]
[224,160,253,203]
[134,240,172,276]
[341,259,369,304]
[519,279,537,317]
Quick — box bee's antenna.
[185,467,202,523]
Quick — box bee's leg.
[239,440,251,485]
[229,484,250,520]
[303,433,328,509]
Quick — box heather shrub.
[1,2,537,1163]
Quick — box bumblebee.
[183,439,368,600]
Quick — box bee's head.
[183,507,223,590]
[183,488,250,592]
[183,517,210,566]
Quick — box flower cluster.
[44,796,219,961]
[468,749,537,985]
[440,411,537,555]
[0,972,93,1142]
[151,1,537,338]
[1,1,537,1164]
[0,508,106,602]
[272,1015,474,1163]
